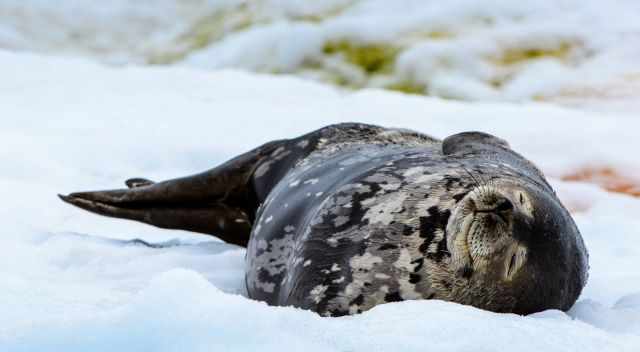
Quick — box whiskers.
[462,165,499,203]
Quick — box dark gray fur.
[61,123,589,316]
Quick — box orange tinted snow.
[562,167,640,197]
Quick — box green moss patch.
[147,6,254,65]
[323,41,399,74]
[385,81,426,95]
[490,42,574,66]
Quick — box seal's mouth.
[446,198,477,276]
[447,185,517,278]
[450,210,517,280]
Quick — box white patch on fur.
[304,178,319,185]
[403,166,428,177]
[362,192,408,225]
[394,249,422,300]
[351,252,383,271]
[333,215,350,227]
[309,285,328,303]
[374,273,390,280]
[255,281,275,293]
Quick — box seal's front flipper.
[125,178,154,188]
[59,139,287,247]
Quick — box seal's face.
[445,178,588,314]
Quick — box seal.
[60,123,588,316]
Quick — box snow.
[1,48,640,351]
[1,1,640,349]
[2,1,640,111]
[4,270,635,352]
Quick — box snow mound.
[2,1,640,110]
[5,269,639,352]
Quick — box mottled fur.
[244,124,587,316]
[61,123,588,317]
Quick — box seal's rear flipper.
[59,193,252,246]
[59,139,287,247]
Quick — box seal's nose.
[476,196,513,224]
[494,198,513,223]
[495,198,513,212]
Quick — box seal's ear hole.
[442,131,510,155]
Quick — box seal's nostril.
[494,198,513,224]
[496,198,513,213]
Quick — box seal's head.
[440,132,589,314]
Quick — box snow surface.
[2,0,640,111]
[1,49,639,351]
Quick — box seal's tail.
[59,140,287,247]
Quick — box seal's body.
[61,123,588,316]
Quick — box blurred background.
[2,0,639,113]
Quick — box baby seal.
[60,123,588,316]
